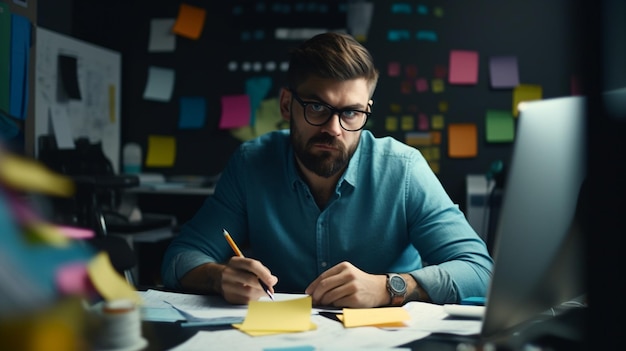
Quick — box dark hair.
[286,32,379,97]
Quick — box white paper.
[142,66,175,102]
[148,19,176,52]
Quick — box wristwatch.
[386,273,407,306]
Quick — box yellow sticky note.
[432,78,445,93]
[513,84,542,116]
[23,222,70,247]
[431,114,445,130]
[385,116,399,131]
[0,151,74,197]
[232,322,317,336]
[87,252,141,304]
[172,3,206,40]
[239,296,313,333]
[341,307,410,328]
[401,115,414,131]
[389,103,402,113]
[448,123,478,158]
[438,101,448,112]
[145,135,176,167]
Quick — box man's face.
[280,77,372,178]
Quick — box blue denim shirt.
[161,130,493,304]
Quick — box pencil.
[223,228,275,300]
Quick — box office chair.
[38,135,140,285]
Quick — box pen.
[223,228,275,300]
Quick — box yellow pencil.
[223,228,274,300]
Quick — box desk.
[140,312,586,351]
[122,187,213,227]
[135,290,587,351]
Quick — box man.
[161,32,493,308]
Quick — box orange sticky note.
[173,3,207,40]
[448,123,478,158]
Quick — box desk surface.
[140,318,586,351]
[137,303,587,351]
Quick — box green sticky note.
[485,110,515,143]
[0,3,11,112]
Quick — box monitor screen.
[481,95,588,341]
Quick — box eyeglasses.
[290,90,371,132]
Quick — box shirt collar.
[286,130,371,192]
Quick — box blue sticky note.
[178,96,206,129]
[416,30,438,42]
[9,13,31,120]
[245,76,272,126]
[387,30,410,41]
[391,3,412,14]
[461,296,487,306]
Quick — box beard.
[290,120,357,178]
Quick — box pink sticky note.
[219,94,251,129]
[58,225,95,239]
[56,262,95,295]
[448,50,479,85]
[416,78,429,92]
[388,62,400,77]
[418,113,429,130]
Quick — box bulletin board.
[34,27,121,172]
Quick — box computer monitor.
[481,95,588,343]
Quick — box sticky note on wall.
[145,135,176,167]
[513,84,543,116]
[448,50,479,85]
[173,3,206,40]
[485,110,515,142]
[448,123,478,158]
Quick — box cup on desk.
[91,299,147,351]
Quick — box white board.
[34,27,121,172]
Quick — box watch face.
[390,275,406,293]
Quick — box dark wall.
[362,0,580,208]
[66,0,580,209]
[71,0,345,178]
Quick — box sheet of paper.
[143,66,175,102]
[169,314,429,351]
[139,289,248,320]
[148,18,176,52]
